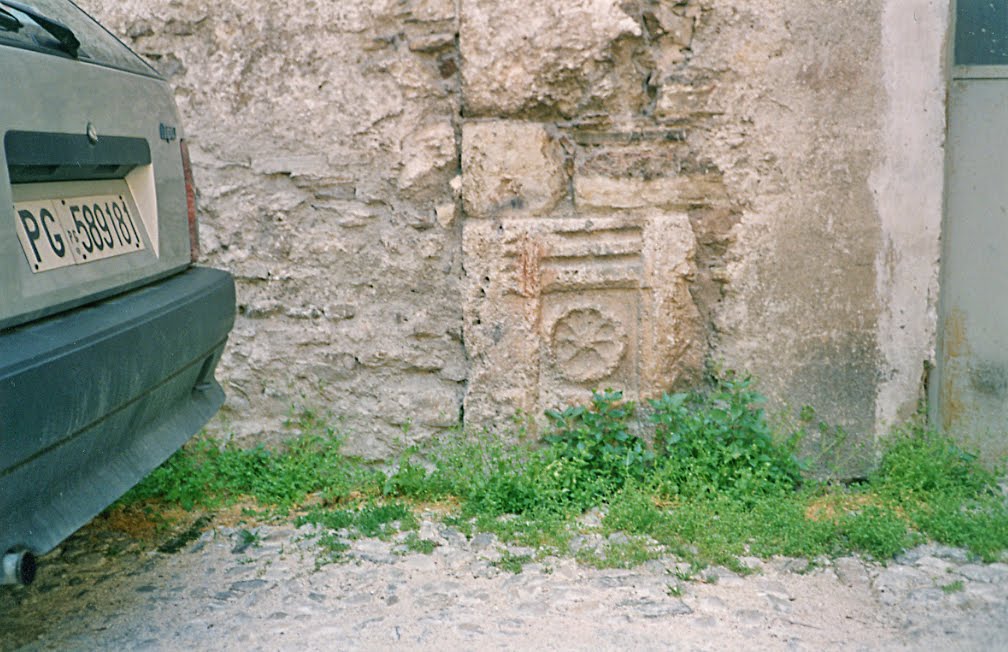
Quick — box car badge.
[86,122,98,145]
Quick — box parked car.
[0,0,235,584]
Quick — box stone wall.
[79,0,948,469]
[79,0,467,458]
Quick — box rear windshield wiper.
[0,0,79,57]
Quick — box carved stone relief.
[462,211,703,427]
[550,307,627,383]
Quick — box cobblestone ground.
[2,513,1008,651]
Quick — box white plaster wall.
[870,0,948,435]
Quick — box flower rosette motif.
[550,307,627,382]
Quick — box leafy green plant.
[470,511,572,552]
[840,504,917,560]
[383,446,435,499]
[870,427,1008,561]
[671,567,694,582]
[873,427,998,498]
[316,533,350,566]
[649,372,802,500]
[576,537,659,569]
[414,430,544,516]
[545,390,652,494]
[234,528,261,552]
[908,494,1008,562]
[792,405,855,479]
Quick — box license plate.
[14,193,146,273]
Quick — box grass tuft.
[121,408,382,513]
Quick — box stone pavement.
[2,515,1008,651]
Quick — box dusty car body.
[0,0,234,583]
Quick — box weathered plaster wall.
[78,0,948,469]
[687,0,948,470]
[872,1,947,436]
[705,0,947,469]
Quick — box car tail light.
[180,139,200,262]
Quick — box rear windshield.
[0,0,158,77]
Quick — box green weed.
[941,579,965,594]
[576,537,659,569]
[231,527,262,554]
[121,408,382,512]
[494,550,533,574]
[649,372,802,500]
[544,389,651,500]
[873,427,997,498]
[840,504,918,561]
[870,427,1008,561]
[316,533,350,565]
[383,446,436,499]
[298,501,417,539]
[406,430,545,516]
[399,532,438,555]
[238,528,260,546]
[670,566,695,582]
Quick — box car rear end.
[0,0,234,580]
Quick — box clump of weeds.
[296,501,417,539]
[398,532,438,555]
[120,407,383,514]
[941,579,965,594]
[494,550,533,574]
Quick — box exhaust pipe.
[2,549,36,585]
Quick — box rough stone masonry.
[78,0,948,471]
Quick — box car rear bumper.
[0,266,235,555]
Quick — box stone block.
[461,121,568,219]
[435,203,457,227]
[462,213,703,427]
[642,6,695,48]
[77,0,469,453]
[575,174,727,211]
[409,0,455,23]
[654,83,715,121]
[460,0,641,116]
[398,121,457,190]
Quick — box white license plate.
[14,193,146,273]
